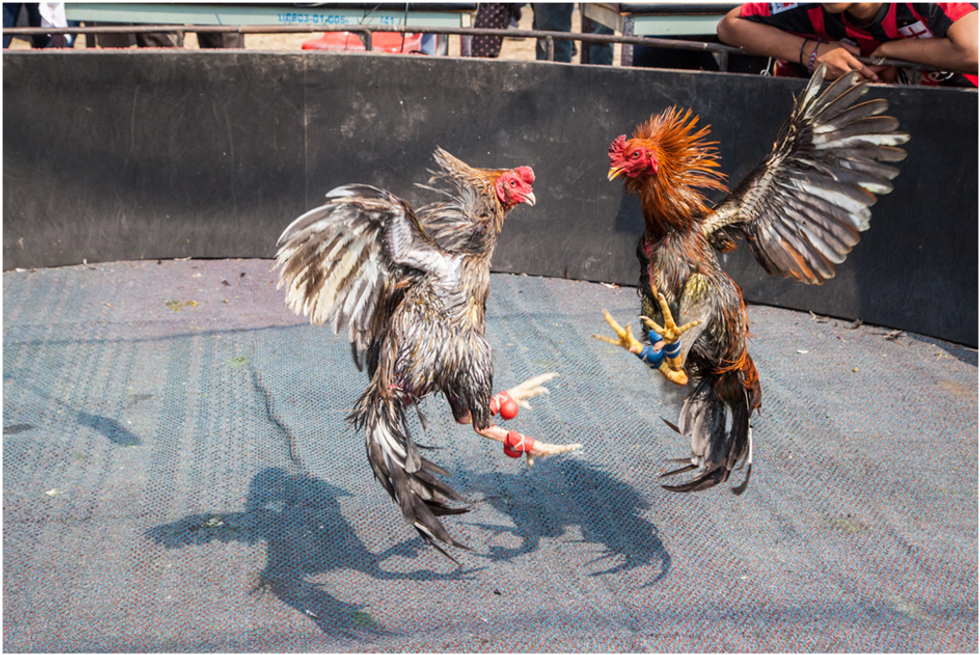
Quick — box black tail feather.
[659,463,697,478]
[661,376,753,494]
[661,465,729,493]
[730,425,753,495]
[731,462,752,496]
[351,384,469,560]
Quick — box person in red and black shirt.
[718,3,978,87]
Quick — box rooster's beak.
[523,191,536,207]
[607,167,624,181]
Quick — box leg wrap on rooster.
[484,372,582,465]
[603,64,909,494]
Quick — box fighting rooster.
[595,66,908,494]
[275,148,581,558]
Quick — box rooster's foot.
[592,309,643,353]
[639,292,701,345]
[491,372,559,420]
[507,372,559,409]
[475,424,581,467]
[657,362,689,386]
[521,436,582,467]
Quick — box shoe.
[506,18,527,40]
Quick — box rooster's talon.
[506,372,559,410]
[640,307,700,345]
[594,309,643,352]
[528,440,582,465]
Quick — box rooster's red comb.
[514,166,535,184]
[608,135,628,162]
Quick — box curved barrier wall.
[3,51,977,345]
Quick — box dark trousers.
[532,3,573,62]
[532,3,613,65]
[90,25,243,48]
[3,3,47,48]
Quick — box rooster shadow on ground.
[459,457,671,585]
[3,369,141,446]
[146,467,478,640]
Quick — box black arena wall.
[3,50,977,345]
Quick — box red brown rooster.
[595,67,909,494]
[275,148,581,558]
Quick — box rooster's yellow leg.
[640,293,700,375]
[657,361,689,385]
[591,309,644,353]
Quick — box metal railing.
[3,23,943,73]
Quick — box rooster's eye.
[631,152,641,159]
[509,180,517,187]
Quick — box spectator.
[196,33,244,49]
[471,3,516,58]
[532,3,613,64]
[717,3,978,87]
[88,25,177,48]
[88,24,243,48]
[532,3,574,61]
[4,3,41,48]
[509,4,522,30]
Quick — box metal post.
[580,8,591,65]
[545,35,554,62]
[621,16,634,67]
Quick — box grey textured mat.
[3,259,977,652]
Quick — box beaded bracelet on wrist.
[807,39,825,74]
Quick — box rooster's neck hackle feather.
[628,108,728,239]
[423,147,517,258]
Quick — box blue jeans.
[533,3,613,64]
[532,3,573,62]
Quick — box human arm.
[871,10,978,73]
[717,5,882,81]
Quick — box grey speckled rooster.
[275,148,581,559]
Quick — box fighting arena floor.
[4,259,976,652]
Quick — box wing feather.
[813,98,888,130]
[702,65,909,284]
[274,184,438,357]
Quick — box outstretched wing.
[274,184,445,359]
[702,66,910,285]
